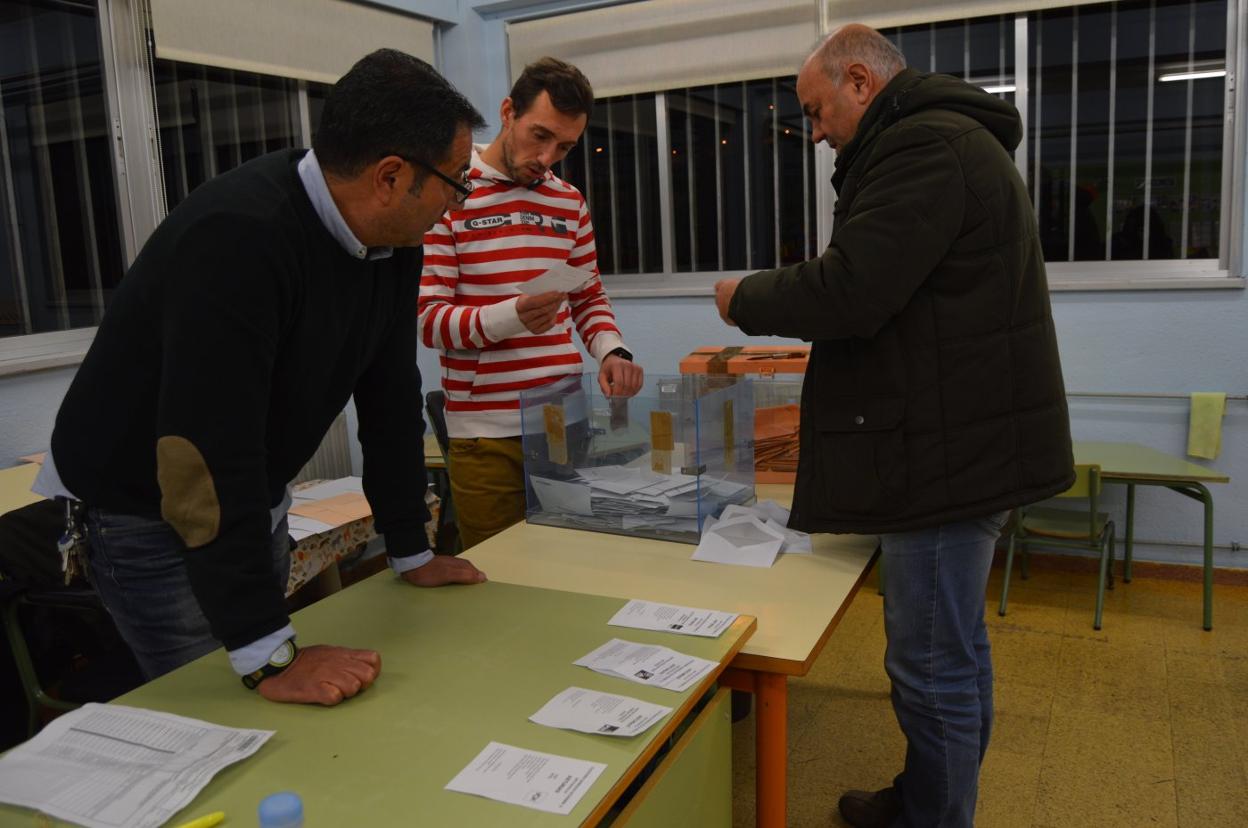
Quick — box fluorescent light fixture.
[982,84,1016,94]
[1158,69,1226,82]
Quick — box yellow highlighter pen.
[172,812,225,828]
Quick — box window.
[155,62,326,212]
[0,0,125,338]
[882,0,1230,269]
[558,93,663,275]
[1028,0,1226,263]
[669,78,819,272]
[555,0,1237,287]
[881,17,1016,108]
[557,78,820,277]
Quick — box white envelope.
[530,476,594,516]
[691,514,785,568]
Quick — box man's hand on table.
[258,644,380,706]
[401,554,487,587]
[255,559,484,705]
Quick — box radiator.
[291,411,353,485]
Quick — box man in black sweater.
[37,50,487,705]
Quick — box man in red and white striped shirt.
[419,57,644,549]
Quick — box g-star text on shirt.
[462,211,570,236]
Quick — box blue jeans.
[880,511,1008,828]
[84,508,291,680]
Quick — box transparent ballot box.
[519,374,756,544]
[679,346,809,484]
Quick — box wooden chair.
[998,464,1117,629]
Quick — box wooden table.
[462,484,879,828]
[1073,441,1230,629]
[0,576,755,826]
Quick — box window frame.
[596,0,1247,296]
[0,0,321,375]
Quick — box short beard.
[500,134,532,185]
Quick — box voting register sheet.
[0,704,272,828]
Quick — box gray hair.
[812,24,906,85]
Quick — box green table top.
[0,576,753,827]
[1073,441,1230,484]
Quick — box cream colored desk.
[1073,441,1230,630]
[463,484,880,828]
[0,576,755,826]
[0,463,42,515]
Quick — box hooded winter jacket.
[730,69,1074,534]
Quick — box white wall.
[0,366,75,465]
[2,0,1244,570]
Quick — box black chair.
[425,390,452,460]
[0,500,141,740]
[424,391,460,554]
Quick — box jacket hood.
[834,69,1022,186]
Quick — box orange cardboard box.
[678,345,810,377]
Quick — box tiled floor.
[731,556,1248,827]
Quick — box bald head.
[795,24,907,151]
[806,24,906,86]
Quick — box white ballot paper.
[608,599,739,638]
[445,741,606,815]
[530,687,672,737]
[692,514,786,568]
[517,263,594,295]
[286,514,335,541]
[574,639,716,692]
[0,703,273,828]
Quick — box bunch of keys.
[56,497,87,585]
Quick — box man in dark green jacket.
[715,24,1073,828]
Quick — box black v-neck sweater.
[52,150,429,650]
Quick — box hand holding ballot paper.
[513,264,590,335]
[518,262,595,296]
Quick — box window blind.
[151,0,434,84]
[507,0,819,97]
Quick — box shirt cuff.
[589,332,627,363]
[479,298,530,343]
[228,624,296,675]
[388,549,435,575]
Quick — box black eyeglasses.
[405,157,472,204]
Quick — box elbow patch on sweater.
[157,435,221,547]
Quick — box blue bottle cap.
[258,791,303,827]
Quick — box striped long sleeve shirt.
[418,147,627,438]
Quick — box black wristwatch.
[606,347,633,362]
[241,638,298,689]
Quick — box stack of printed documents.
[0,704,273,828]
